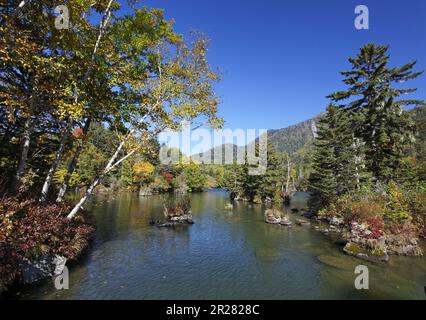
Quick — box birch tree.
[67,33,222,219]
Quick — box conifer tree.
[259,142,282,200]
[308,104,339,209]
[327,43,424,185]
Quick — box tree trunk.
[56,117,91,202]
[67,176,101,219]
[53,1,114,202]
[13,116,32,192]
[285,157,291,194]
[67,139,134,219]
[39,119,71,202]
[66,120,161,219]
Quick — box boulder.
[174,186,188,194]
[19,254,67,284]
[139,187,154,196]
[385,235,423,256]
[280,215,292,226]
[302,211,315,219]
[296,219,310,226]
[264,209,282,224]
[169,213,194,224]
[329,216,344,226]
[253,195,262,204]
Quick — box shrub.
[384,181,412,224]
[363,215,385,239]
[341,196,384,225]
[407,191,426,237]
[0,197,94,291]
[318,194,385,226]
[163,196,191,218]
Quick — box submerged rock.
[317,255,353,271]
[224,203,234,211]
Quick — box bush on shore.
[317,182,426,242]
[0,197,94,291]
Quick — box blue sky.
[118,0,426,130]
[116,0,426,152]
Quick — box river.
[11,190,426,299]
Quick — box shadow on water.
[9,190,426,300]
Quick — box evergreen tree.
[328,43,424,185]
[308,104,365,209]
[308,104,340,209]
[259,143,282,200]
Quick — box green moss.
[345,242,385,257]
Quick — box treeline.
[0,1,222,218]
[0,1,222,291]
[220,143,299,204]
[308,44,426,239]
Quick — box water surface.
[13,190,426,299]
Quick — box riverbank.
[0,197,94,294]
[5,191,425,300]
[257,191,425,263]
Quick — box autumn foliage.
[0,197,94,291]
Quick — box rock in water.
[317,255,354,271]
[280,215,292,226]
[296,219,310,226]
[264,209,282,224]
[343,242,389,263]
[169,214,194,224]
[19,254,67,284]
[224,203,233,211]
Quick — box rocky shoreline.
[311,215,423,262]
[261,204,423,263]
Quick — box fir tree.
[308,104,339,209]
[327,43,424,185]
[259,143,282,201]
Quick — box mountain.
[263,115,322,154]
[194,143,243,164]
[197,114,322,163]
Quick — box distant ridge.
[263,114,322,154]
[197,114,323,162]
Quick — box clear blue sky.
[119,0,426,132]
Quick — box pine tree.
[308,104,367,208]
[308,104,340,209]
[259,143,282,201]
[327,43,424,186]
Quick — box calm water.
[12,190,426,299]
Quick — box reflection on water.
[11,190,426,300]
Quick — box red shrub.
[72,127,84,139]
[0,197,94,290]
[364,215,384,239]
[161,171,174,184]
